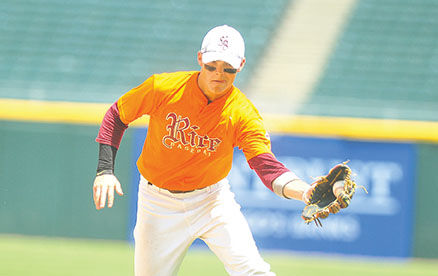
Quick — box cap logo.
[218,35,229,51]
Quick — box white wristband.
[272,171,300,198]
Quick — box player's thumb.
[115,180,124,196]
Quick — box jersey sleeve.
[235,104,272,161]
[96,102,128,149]
[247,152,290,191]
[117,74,158,125]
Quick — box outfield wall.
[0,121,132,240]
[0,102,437,258]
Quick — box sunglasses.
[204,64,237,74]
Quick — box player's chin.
[209,85,227,95]
[213,81,233,90]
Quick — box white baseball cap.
[200,25,245,69]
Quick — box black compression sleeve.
[96,143,118,175]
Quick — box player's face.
[197,52,245,102]
[201,61,236,92]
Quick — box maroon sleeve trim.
[247,152,290,192]
[95,102,128,149]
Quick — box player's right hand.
[93,174,124,210]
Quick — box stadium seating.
[0,0,289,103]
[2,0,437,121]
[299,0,438,121]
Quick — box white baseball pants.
[134,176,275,276]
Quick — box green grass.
[1,234,437,276]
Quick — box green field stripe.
[1,235,438,276]
[1,98,437,142]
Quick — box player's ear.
[197,51,203,67]
[237,57,246,72]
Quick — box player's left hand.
[93,174,124,210]
[301,163,362,226]
[302,182,341,216]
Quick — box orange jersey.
[117,71,272,191]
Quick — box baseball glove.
[301,162,362,227]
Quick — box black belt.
[147,181,195,194]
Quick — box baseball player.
[93,25,339,276]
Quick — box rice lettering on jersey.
[117,71,271,190]
[162,112,222,156]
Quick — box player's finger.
[107,184,115,208]
[94,184,102,210]
[93,184,97,202]
[115,180,124,196]
[99,184,108,209]
[332,180,345,198]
